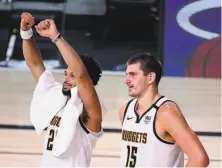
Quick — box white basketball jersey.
[40,108,101,167]
[120,96,184,167]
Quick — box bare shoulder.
[157,100,187,127]
[119,99,135,124]
[119,103,128,124]
[158,101,183,117]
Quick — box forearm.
[22,36,44,67]
[55,36,86,77]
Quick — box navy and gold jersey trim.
[153,100,175,145]
[134,96,165,123]
[123,99,135,123]
[79,117,90,134]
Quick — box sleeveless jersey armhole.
[153,100,176,145]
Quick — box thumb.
[48,19,54,24]
[21,19,29,31]
[35,26,42,35]
[20,19,25,27]
[49,19,56,28]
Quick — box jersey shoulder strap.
[153,96,176,111]
[122,98,135,123]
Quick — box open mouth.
[63,85,71,89]
[128,85,134,90]
[63,83,72,88]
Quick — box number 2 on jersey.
[46,129,57,151]
[126,145,138,167]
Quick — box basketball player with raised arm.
[119,53,209,167]
[20,12,106,167]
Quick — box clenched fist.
[35,19,60,40]
[20,12,35,31]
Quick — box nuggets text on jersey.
[122,129,147,144]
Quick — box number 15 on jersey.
[126,145,138,167]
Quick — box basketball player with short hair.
[20,12,105,167]
[119,53,209,167]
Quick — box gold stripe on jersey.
[122,129,147,144]
[50,116,61,127]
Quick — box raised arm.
[35,19,102,133]
[20,12,45,81]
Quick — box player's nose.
[64,75,70,82]
[124,77,131,85]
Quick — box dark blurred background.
[0,0,163,71]
[0,0,220,78]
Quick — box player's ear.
[147,72,156,85]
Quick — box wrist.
[20,28,33,40]
[50,32,60,41]
[51,33,62,44]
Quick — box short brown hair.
[127,53,162,85]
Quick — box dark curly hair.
[79,54,102,86]
[79,54,102,123]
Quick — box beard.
[62,82,72,97]
[62,88,71,97]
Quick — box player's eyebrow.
[126,71,137,75]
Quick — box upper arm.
[76,75,102,133]
[28,63,46,81]
[159,102,209,165]
[23,37,46,81]
[119,103,127,124]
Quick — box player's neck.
[136,88,161,113]
[67,96,71,100]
